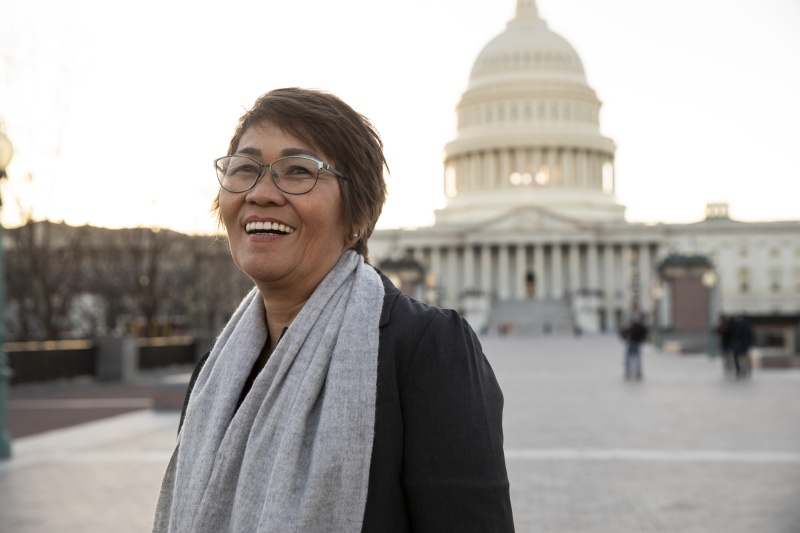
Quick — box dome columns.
[444,146,615,196]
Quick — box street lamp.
[701,269,718,359]
[0,129,13,459]
[650,278,663,350]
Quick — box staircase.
[486,299,575,336]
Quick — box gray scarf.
[153,251,384,532]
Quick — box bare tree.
[5,220,89,341]
[183,235,252,337]
[4,220,254,341]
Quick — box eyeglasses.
[214,155,348,195]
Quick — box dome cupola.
[469,0,586,90]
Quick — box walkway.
[1,335,798,532]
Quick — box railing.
[5,340,95,385]
[4,336,212,385]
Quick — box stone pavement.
[0,334,798,532]
[483,335,800,533]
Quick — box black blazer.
[180,272,514,532]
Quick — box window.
[769,268,781,293]
[739,267,750,293]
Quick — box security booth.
[655,254,718,354]
[377,255,427,302]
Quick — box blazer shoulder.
[376,268,456,335]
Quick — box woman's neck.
[259,293,307,353]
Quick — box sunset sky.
[1,0,798,234]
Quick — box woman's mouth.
[244,221,296,235]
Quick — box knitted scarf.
[153,251,384,532]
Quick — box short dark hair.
[212,87,388,262]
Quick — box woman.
[154,88,514,532]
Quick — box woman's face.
[219,122,351,295]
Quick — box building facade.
[369,0,800,340]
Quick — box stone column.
[452,157,462,195]
[591,151,599,188]
[547,148,558,186]
[430,246,442,299]
[515,148,526,176]
[471,153,483,192]
[481,245,493,297]
[638,243,652,312]
[587,243,599,293]
[551,243,563,300]
[569,242,581,295]
[620,243,631,309]
[603,244,615,308]
[446,246,460,308]
[499,150,511,188]
[484,150,496,189]
[576,150,588,187]
[588,151,599,189]
[464,243,475,291]
[564,149,574,187]
[498,244,510,301]
[515,243,528,300]
[531,148,542,176]
[533,243,546,300]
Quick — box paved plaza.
[1,334,799,532]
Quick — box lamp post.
[0,129,13,459]
[701,269,718,359]
[650,278,663,350]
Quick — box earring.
[351,233,359,241]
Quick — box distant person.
[621,312,648,381]
[730,314,754,378]
[152,88,514,532]
[716,313,734,374]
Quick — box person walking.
[716,313,734,374]
[730,314,754,379]
[621,312,648,381]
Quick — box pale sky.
[1,0,799,235]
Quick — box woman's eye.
[231,164,260,176]
[286,165,314,176]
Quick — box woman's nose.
[245,171,286,205]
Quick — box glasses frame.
[214,154,348,195]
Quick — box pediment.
[465,205,589,234]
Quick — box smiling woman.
[153,87,515,533]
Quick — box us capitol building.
[369,0,800,347]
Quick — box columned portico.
[371,0,642,334]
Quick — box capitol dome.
[469,1,586,89]
[437,0,625,226]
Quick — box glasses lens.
[216,156,260,192]
[271,157,320,194]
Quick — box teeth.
[245,221,296,234]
